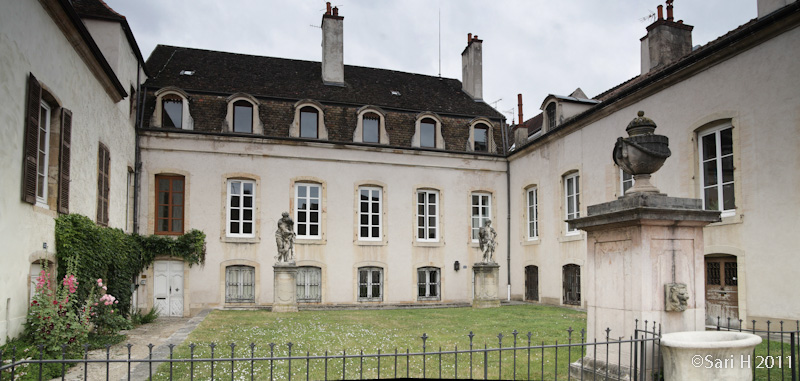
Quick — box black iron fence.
[713,317,800,381]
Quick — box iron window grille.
[358,267,382,301]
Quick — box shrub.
[131,306,160,326]
[87,279,132,336]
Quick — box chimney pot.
[326,2,331,15]
[657,5,663,20]
[666,0,674,21]
[467,33,472,43]
[333,6,338,16]
[517,94,523,125]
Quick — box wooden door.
[563,264,581,306]
[154,260,184,317]
[525,265,539,301]
[705,256,739,327]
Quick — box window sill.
[33,204,57,218]
[297,238,326,245]
[221,236,260,244]
[558,233,584,243]
[357,299,383,303]
[413,240,444,248]
[417,298,441,302]
[356,240,387,246]
[522,238,541,246]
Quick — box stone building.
[0,0,146,344]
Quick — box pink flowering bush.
[88,278,131,335]
[24,259,89,356]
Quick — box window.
[155,175,184,235]
[416,190,439,242]
[296,266,321,302]
[358,186,382,240]
[300,106,318,138]
[96,144,110,226]
[473,124,489,152]
[358,267,383,301]
[162,95,183,128]
[527,187,538,240]
[699,125,735,216]
[546,102,557,130]
[34,101,51,205]
[225,265,254,303]
[525,265,539,301]
[227,179,255,237]
[295,183,321,239]
[621,170,634,195]
[417,267,440,301]
[564,173,580,234]
[420,118,436,148]
[471,193,491,241]
[362,113,380,143]
[563,264,581,305]
[233,100,253,133]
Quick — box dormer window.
[468,118,494,153]
[420,118,436,148]
[546,102,557,130]
[233,100,253,133]
[300,107,319,139]
[362,113,380,143]
[162,95,183,128]
[474,124,489,152]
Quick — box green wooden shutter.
[23,73,41,204]
[58,108,72,214]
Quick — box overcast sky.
[105,0,757,123]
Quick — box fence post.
[791,332,796,381]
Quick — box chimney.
[321,2,344,86]
[517,93,524,125]
[640,0,693,75]
[461,33,483,100]
[514,94,528,147]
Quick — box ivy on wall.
[54,214,206,316]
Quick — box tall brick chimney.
[514,93,528,147]
[640,0,693,74]
[322,2,344,86]
[461,33,483,100]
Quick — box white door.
[154,261,184,316]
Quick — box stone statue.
[275,212,296,263]
[665,283,689,312]
[478,219,497,263]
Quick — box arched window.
[362,112,380,143]
[297,266,322,302]
[300,106,319,138]
[358,267,383,301]
[233,100,253,133]
[473,123,490,152]
[412,113,444,149]
[525,265,539,301]
[546,102,557,130]
[162,95,183,128]
[225,265,255,303]
[420,118,437,148]
[563,264,581,305]
[417,267,440,301]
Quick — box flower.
[102,286,107,291]
[97,278,103,285]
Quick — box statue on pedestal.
[478,219,497,263]
[275,212,296,263]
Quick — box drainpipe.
[506,152,511,301]
[133,75,144,235]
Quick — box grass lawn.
[153,304,587,380]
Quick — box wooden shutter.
[23,73,41,204]
[96,144,110,225]
[58,109,72,214]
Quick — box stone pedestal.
[273,263,298,313]
[567,193,719,378]
[472,262,500,308]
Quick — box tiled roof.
[71,0,124,21]
[144,45,504,119]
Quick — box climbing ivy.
[54,214,206,316]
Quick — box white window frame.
[35,101,51,206]
[526,187,538,240]
[471,192,491,242]
[225,265,255,303]
[698,125,735,217]
[620,169,634,195]
[227,179,255,238]
[295,183,322,239]
[564,173,580,235]
[358,267,383,301]
[296,266,322,303]
[358,186,382,241]
[417,267,441,301]
[416,189,439,242]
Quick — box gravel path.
[54,310,209,381]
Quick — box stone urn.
[661,331,762,381]
[613,111,671,193]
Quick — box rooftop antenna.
[639,9,656,22]
[489,98,502,109]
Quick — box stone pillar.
[273,263,298,313]
[472,262,500,308]
[568,193,719,378]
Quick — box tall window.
[295,183,321,239]
[155,175,184,235]
[35,101,51,205]
[564,173,580,234]
[527,187,538,240]
[96,144,110,226]
[563,264,581,305]
[471,193,491,241]
[227,179,255,237]
[546,102,557,129]
[420,118,436,148]
[358,186,382,240]
[297,266,322,302]
[621,170,634,195]
[300,107,318,138]
[225,265,254,303]
[416,189,439,242]
[417,267,440,301]
[362,113,380,143]
[525,265,539,301]
[474,124,489,152]
[699,126,735,216]
[233,100,253,133]
[358,267,383,301]
[162,95,183,128]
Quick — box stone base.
[569,357,637,381]
[273,263,298,313]
[472,262,500,308]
